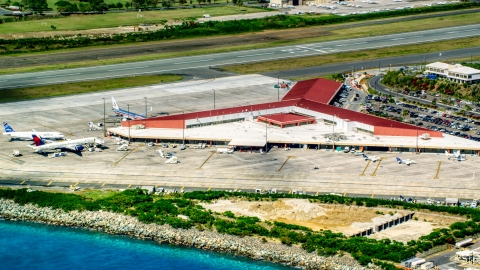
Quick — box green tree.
[178,0,186,5]
[116,2,123,8]
[89,0,107,11]
[125,1,131,8]
[22,0,48,12]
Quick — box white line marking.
[0,80,7,83]
[107,66,149,72]
[391,37,405,41]
[351,42,367,45]
[237,52,275,58]
[174,59,213,65]
[36,73,81,79]
[297,45,326,53]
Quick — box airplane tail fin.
[3,122,14,133]
[396,157,402,163]
[362,154,368,159]
[32,134,45,146]
[112,97,119,110]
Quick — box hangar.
[108,77,480,153]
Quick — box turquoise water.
[0,220,291,270]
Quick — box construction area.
[201,198,465,242]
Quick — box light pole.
[416,123,419,154]
[102,98,106,137]
[277,74,280,101]
[213,89,215,110]
[332,114,335,150]
[265,122,268,154]
[127,104,131,143]
[144,97,147,118]
[182,111,185,146]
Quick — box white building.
[425,62,480,84]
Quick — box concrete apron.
[1,163,478,198]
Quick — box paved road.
[2,23,480,90]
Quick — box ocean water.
[0,220,292,270]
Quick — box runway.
[1,23,480,90]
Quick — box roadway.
[1,23,480,90]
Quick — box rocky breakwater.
[0,199,370,270]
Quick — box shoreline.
[0,199,367,270]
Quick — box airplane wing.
[64,144,85,152]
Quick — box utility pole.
[265,121,267,154]
[416,123,419,154]
[127,104,131,143]
[332,114,335,150]
[144,97,147,118]
[182,111,185,146]
[102,98,106,137]
[277,74,280,101]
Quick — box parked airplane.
[28,135,104,153]
[112,97,152,120]
[362,154,380,162]
[3,122,64,141]
[396,157,415,165]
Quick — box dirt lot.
[0,9,477,70]
[202,198,464,242]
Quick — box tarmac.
[1,74,480,199]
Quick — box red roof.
[258,113,315,125]
[294,99,433,131]
[139,99,298,122]
[282,78,342,104]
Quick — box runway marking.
[350,42,367,45]
[47,181,53,186]
[434,161,442,179]
[207,187,211,191]
[278,156,295,172]
[101,183,105,187]
[174,59,213,65]
[237,52,274,58]
[391,37,405,41]
[315,191,319,196]
[20,180,25,185]
[127,184,132,188]
[112,149,135,167]
[107,66,149,72]
[371,194,375,198]
[360,160,371,176]
[197,151,215,170]
[370,159,382,176]
[36,73,81,79]
[296,45,326,53]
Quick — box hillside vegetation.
[2,188,480,269]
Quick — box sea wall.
[0,199,371,270]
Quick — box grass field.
[0,11,479,76]
[0,74,182,103]
[0,6,266,33]
[221,36,480,75]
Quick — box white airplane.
[445,150,461,159]
[362,154,380,162]
[396,157,415,165]
[28,134,104,153]
[111,97,152,120]
[3,122,64,141]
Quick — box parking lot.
[270,0,459,16]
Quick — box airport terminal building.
[109,78,480,154]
